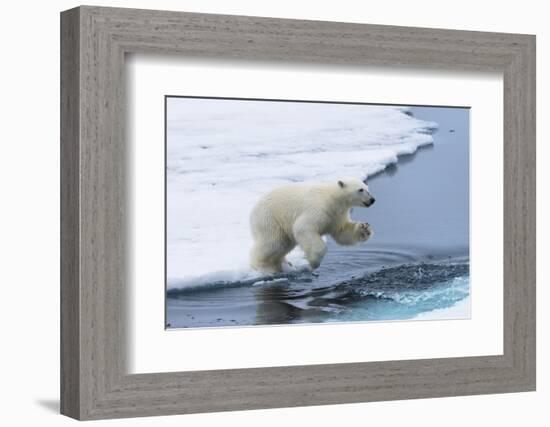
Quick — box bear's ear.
[338,180,345,188]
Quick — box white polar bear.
[249,176,375,273]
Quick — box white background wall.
[0,0,546,425]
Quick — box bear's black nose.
[370,198,376,204]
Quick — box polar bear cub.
[250,177,375,273]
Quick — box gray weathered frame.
[60,5,536,420]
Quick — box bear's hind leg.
[250,236,294,274]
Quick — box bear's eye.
[358,189,364,193]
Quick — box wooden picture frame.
[60,5,536,420]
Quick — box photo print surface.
[165,96,470,329]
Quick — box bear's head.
[337,177,375,208]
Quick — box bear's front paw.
[356,222,373,241]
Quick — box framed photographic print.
[61,5,536,420]
[164,96,469,329]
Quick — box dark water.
[166,106,470,328]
